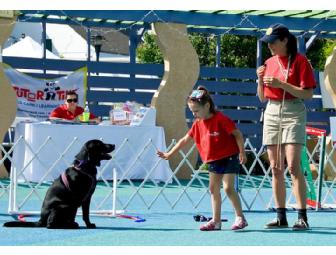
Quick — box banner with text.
[5,66,87,120]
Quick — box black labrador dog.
[4,139,115,229]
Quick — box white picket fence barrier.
[1,134,336,214]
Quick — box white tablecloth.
[12,122,172,183]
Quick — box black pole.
[95,44,101,62]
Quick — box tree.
[307,39,336,71]
[136,33,163,64]
[137,32,335,71]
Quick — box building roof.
[70,25,129,55]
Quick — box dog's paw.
[86,223,96,229]
[71,222,80,229]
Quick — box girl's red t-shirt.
[263,53,316,100]
[188,111,239,163]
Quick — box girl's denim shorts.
[207,154,240,174]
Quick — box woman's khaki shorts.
[263,99,306,145]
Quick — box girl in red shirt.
[157,86,247,231]
[257,23,316,231]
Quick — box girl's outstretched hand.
[157,150,170,160]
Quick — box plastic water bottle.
[82,102,90,122]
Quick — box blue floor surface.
[0,180,335,246]
[1,209,336,245]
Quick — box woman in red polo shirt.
[49,91,100,123]
[157,86,248,231]
[257,24,316,231]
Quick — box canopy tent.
[45,23,94,60]
[2,35,59,59]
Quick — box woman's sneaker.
[264,218,289,229]
[292,219,310,231]
[200,220,221,231]
[231,216,248,231]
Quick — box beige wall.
[0,14,17,177]
[324,47,336,106]
[151,23,200,179]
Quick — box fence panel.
[1,135,335,215]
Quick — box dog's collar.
[73,165,81,171]
[73,160,87,170]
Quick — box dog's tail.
[3,221,43,228]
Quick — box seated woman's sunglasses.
[66,98,78,103]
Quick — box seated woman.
[49,91,100,123]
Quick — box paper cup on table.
[82,112,90,122]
